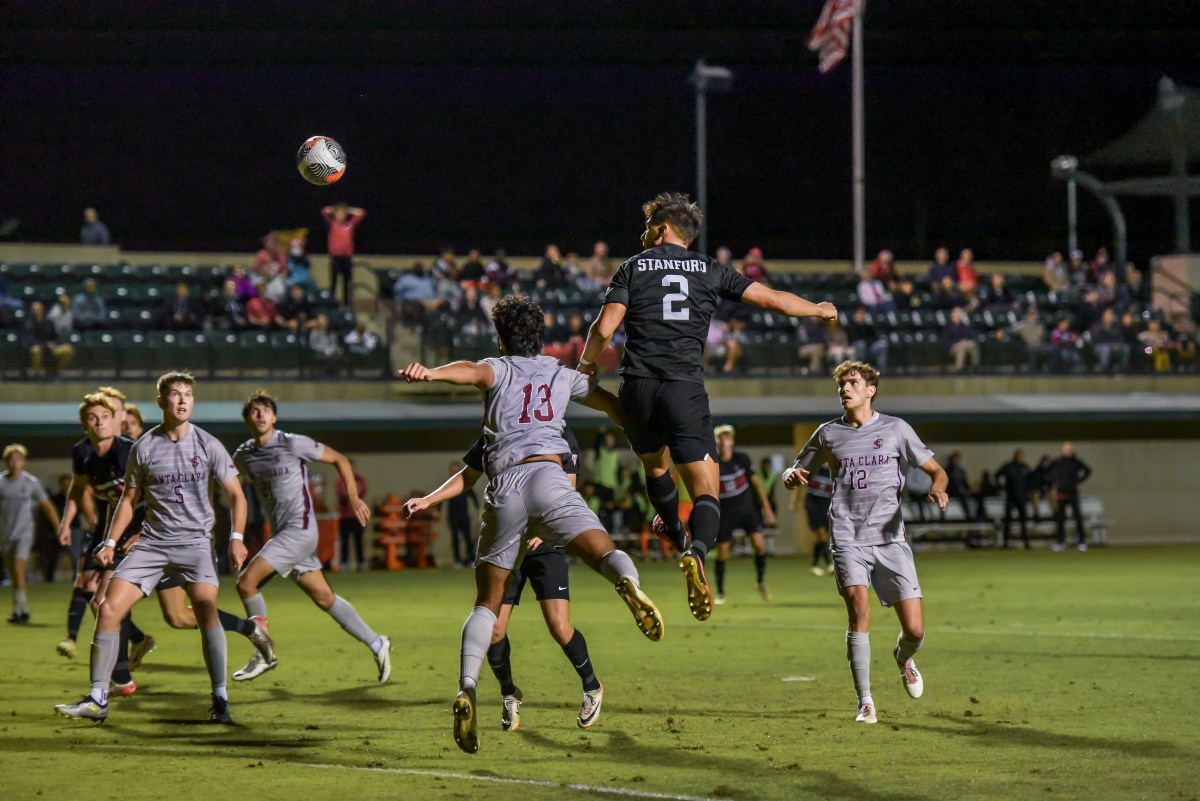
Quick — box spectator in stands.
[1171,313,1196,372]
[453,284,490,334]
[740,247,768,284]
[70,279,107,330]
[1120,265,1149,312]
[431,247,457,282]
[254,234,289,301]
[246,292,277,330]
[434,263,465,310]
[1118,311,1143,367]
[230,264,257,302]
[824,320,856,365]
[47,294,75,340]
[1048,442,1091,551]
[707,316,746,373]
[24,300,73,373]
[344,321,379,355]
[944,452,976,520]
[393,261,436,325]
[1088,247,1114,285]
[795,316,827,374]
[1088,307,1130,373]
[533,244,567,288]
[562,252,583,285]
[1010,307,1050,373]
[1049,317,1083,373]
[337,461,369,571]
[213,278,248,331]
[943,306,979,372]
[80,207,110,246]
[565,313,586,347]
[868,249,899,288]
[286,236,318,292]
[1066,249,1088,285]
[592,430,622,503]
[323,204,366,306]
[1076,288,1105,333]
[978,273,1017,314]
[928,247,955,286]
[845,307,889,371]
[892,279,918,311]
[308,313,341,370]
[584,241,612,288]
[1137,319,1174,372]
[485,249,512,286]
[1043,251,1070,292]
[714,245,734,273]
[930,275,968,310]
[856,271,895,312]
[479,280,503,323]
[1096,270,1119,309]
[164,282,202,330]
[276,284,315,333]
[543,311,568,345]
[956,248,980,295]
[459,248,486,285]
[0,270,21,320]
[996,449,1031,549]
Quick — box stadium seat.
[110,331,150,376]
[209,331,242,376]
[178,331,212,374]
[80,331,121,374]
[268,331,303,373]
[0,330,24,375]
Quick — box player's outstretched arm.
[398,360,494,390]
[919,457,950,510]
[320,445,371,526]
[97,484,141,567]
[220,475,249,571]
[741,282,838,321]
[580,384,623,429]
[56,473,87,546]
[404,466,482,518]
[578,303,627,377]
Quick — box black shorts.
[717,499,763,542]
[618,376,716,464]
[805,501,831,532]
[503,549,570,606]
[79,531,104,573]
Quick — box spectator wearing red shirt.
[254,234,288,300]
[956,248,980,294]
[323,203,366,307]
[246,294,277,330]
[869,249,899,287]
[740,247,768,283]
[337,464,369,571]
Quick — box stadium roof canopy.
[1087,77,1200,168]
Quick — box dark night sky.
[3,1,1200,265]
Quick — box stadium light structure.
[1051,154,1128,271]
[691,60,733,257]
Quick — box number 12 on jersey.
[661,274,690,320]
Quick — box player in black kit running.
[578,192,837,621]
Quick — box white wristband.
[579,355,595,367]
[230,532,244,542]
[103,538,117,549]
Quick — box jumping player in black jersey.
[578,192,837,621]
[712,425,775,604]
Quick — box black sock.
[114,615,133,683]
[486,636,516,697]
[126,615,146,645]
[755,553,767,582]
[715,559,726,594]
[218,609,255,637]
[646,472,683,536]
[561,629,601,692]
[67,588,93,641]
[688,496,721,561]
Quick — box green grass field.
[3,545,1198,801]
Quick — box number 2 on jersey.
[661,274,690,320]
[518,383,554,423]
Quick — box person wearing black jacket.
[1048,442,1092,551]
[996,449,1032,549]
[444,461,478,568]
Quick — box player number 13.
[661,275,690,321]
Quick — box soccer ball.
[296,136,346,185]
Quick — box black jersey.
[74,435,143,544]
[603,242,752,382]
[718,451,757,507]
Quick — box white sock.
[369,635,384,655]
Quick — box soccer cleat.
[651,515,691,553]
[375,636,393,683]
[1051,543,1066,552]
[1076,543,1089,552]
[855,701,877,723]
[614,577,664,641]
[713,594,726,605]
[57,639,77,659]
[756,582,772,601]
[128,634,156,670]
[577,683,604,729]
[810,566,825,576]
[894,646,924,699]
[501,687,523,732]
[678,550,713,622]
[232,652,278,681]
[110,680,137,697]
[7,610,30,624]
[453,687,479,754]
[248,616,276,664]
[55,696,108,722]
[209,695,233,724]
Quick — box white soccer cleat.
[57,639,77,659]
[577,683,604,729]
[1076,543,1088,552]
[855,701,877,724]
[232,652,278,682]
[810,566,825,576]
[248,616,276,664]
[375,636,393,683]
[55,696,108,722]
[713,594,726,605]
[501,687,523,732]
[895,652,924,699]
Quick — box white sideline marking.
[782,676,816,682]
[90,744,733,801]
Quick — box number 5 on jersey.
[662,274,689,320]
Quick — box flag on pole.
[808,0,861,73]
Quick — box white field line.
[707,622,1200,643]
[87,744,735,801]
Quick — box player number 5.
[173,484,185,504]
[662,274,690,321]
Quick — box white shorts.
[830,540,922,608]
[111,539,220,595]
[477,461,602,570]
[249,528,321,579]
[1,533,33,562]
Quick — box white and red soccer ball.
[296,136,346,185]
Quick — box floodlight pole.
[1052,155,1128,271]
[692,60,732,257]
[1067,176,1078,255]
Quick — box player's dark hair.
[242,389,278,420]
[833,360,880,393]
[642,192,704,246]
[124,403,143,427]
[492,295,544,357]
[156,370,195,398]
